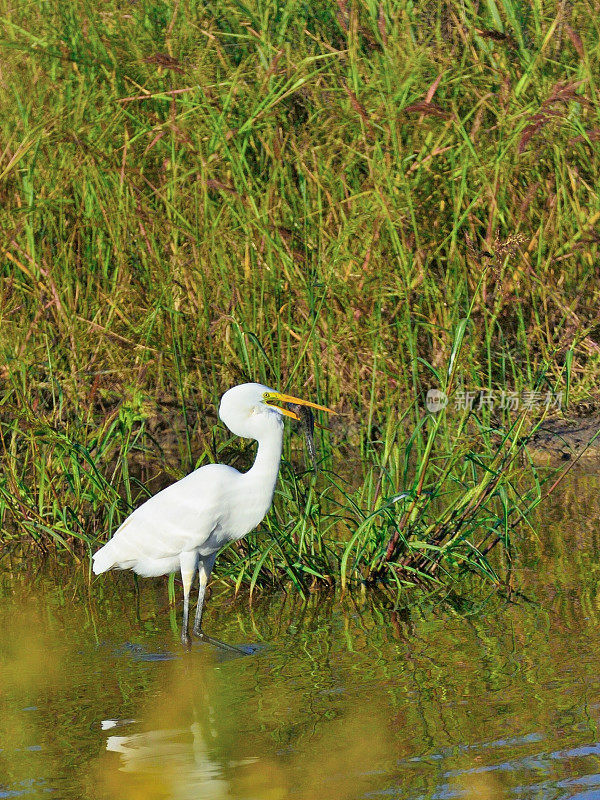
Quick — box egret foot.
[195,629,248,655]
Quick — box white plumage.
[93,382,334,646]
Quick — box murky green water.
[2,472,600,799]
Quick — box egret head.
[218,383,334,440]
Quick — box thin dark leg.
[133,574,141,625]
[192,554,248,654]
[181,590,190,647]
[179,552,198,648]
[192,554,216,637]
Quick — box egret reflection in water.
[96,642,392,800]
[105,725,232,800]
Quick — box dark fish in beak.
[287,403,317,474]
[263,389,334,475]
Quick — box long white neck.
[241,422,284,518]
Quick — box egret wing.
[94,464,239,574]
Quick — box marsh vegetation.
[1,0,599,591]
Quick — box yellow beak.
[263,391,336,420]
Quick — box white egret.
[92,383,335,646]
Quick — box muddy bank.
[527,416,600,465]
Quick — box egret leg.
[192,554,248,654]
[179,551,199,647]
[192,553,216,637]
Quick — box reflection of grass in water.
[3,561,600,800]
[97,661,393,800]
[0,0,594,589]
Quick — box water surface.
[1,472,600,799]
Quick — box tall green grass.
[1,0,598,589]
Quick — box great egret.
[92,383,335,646]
